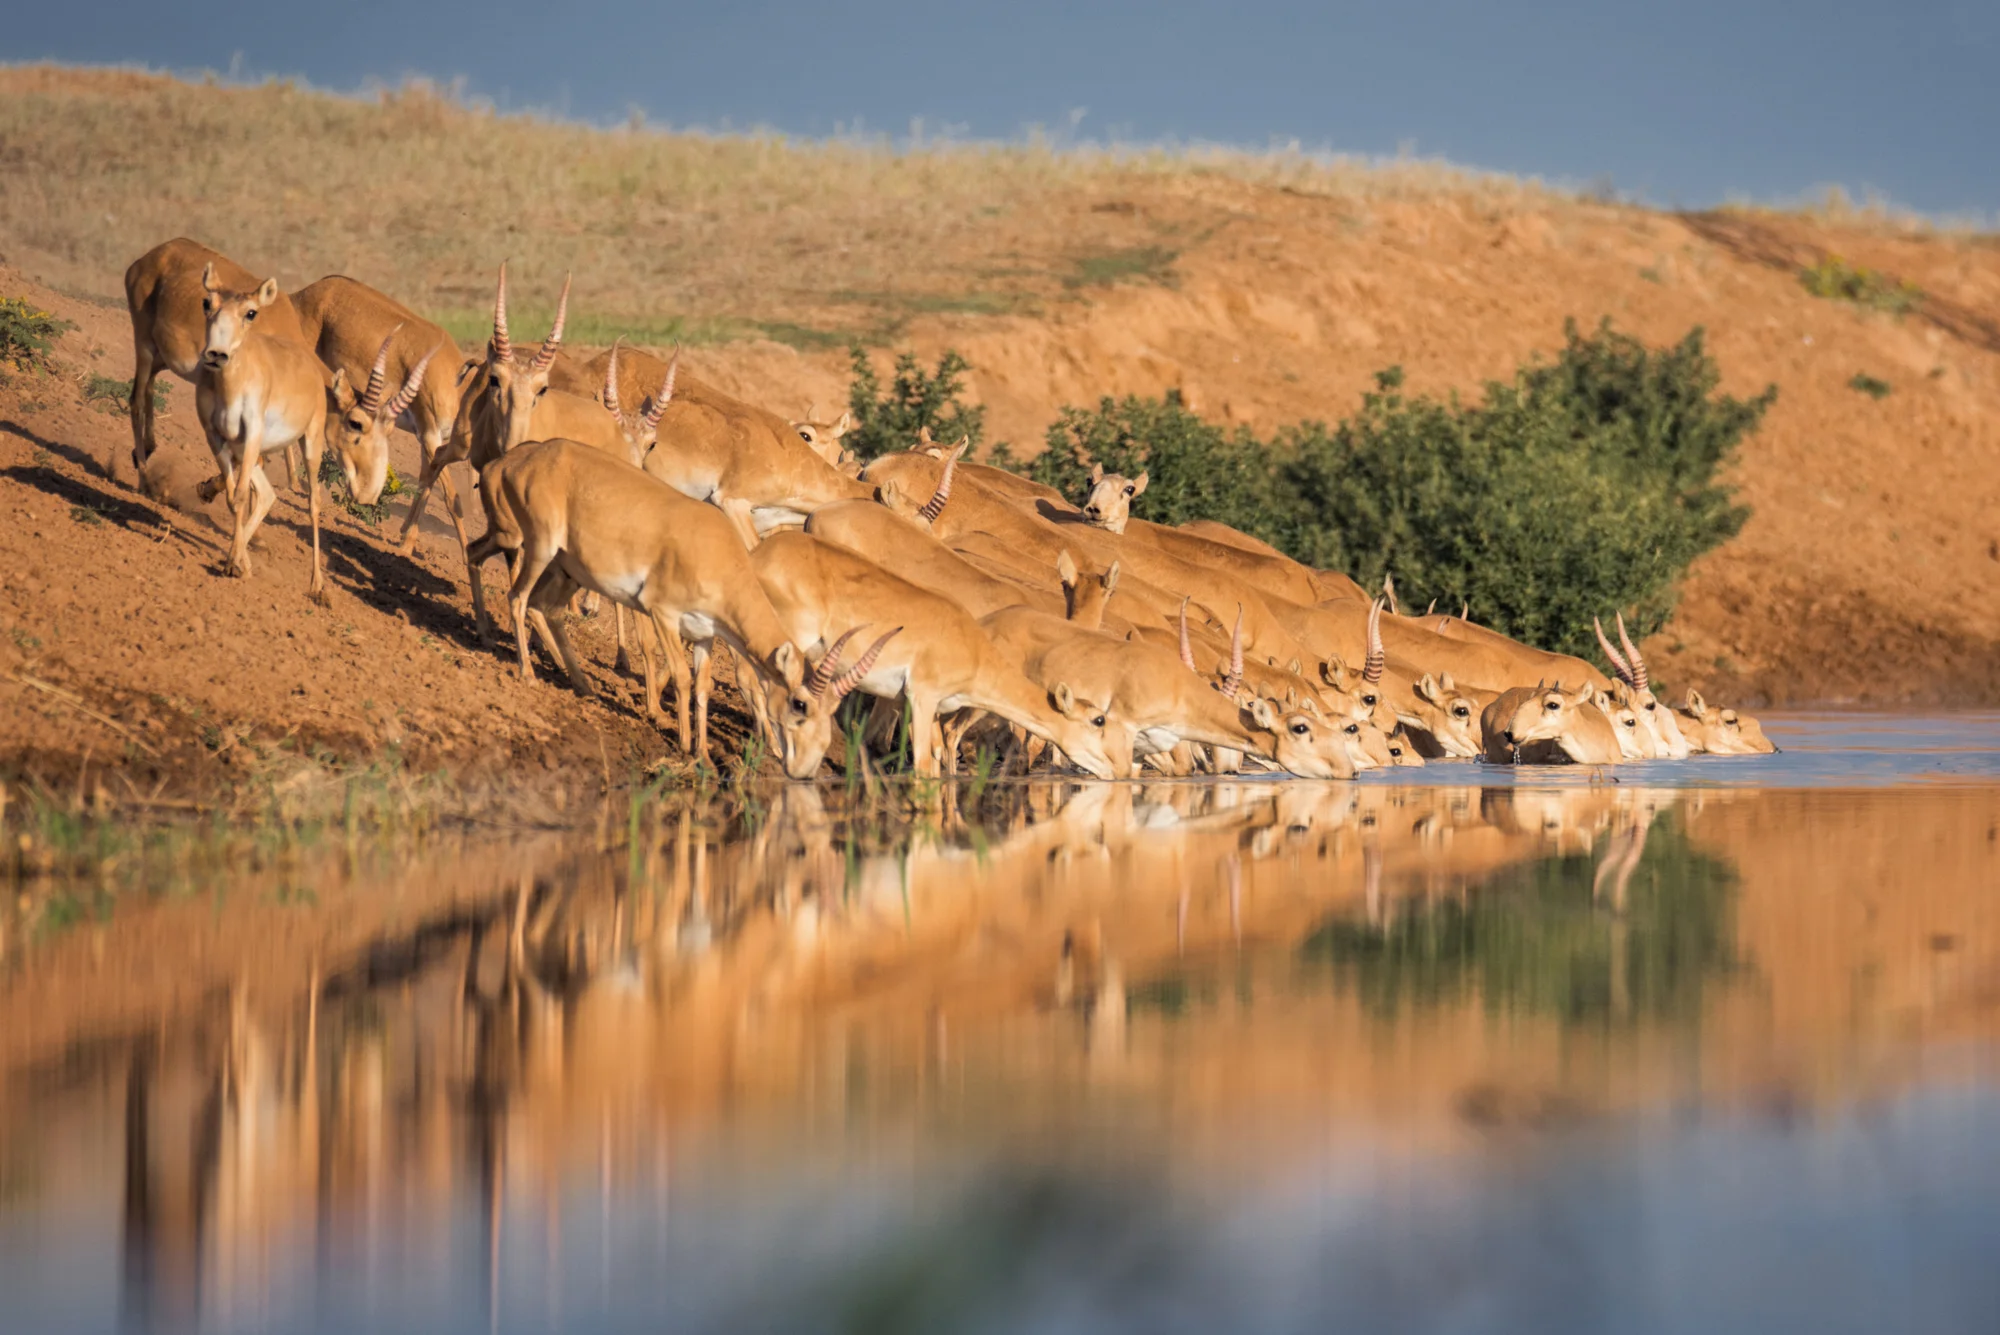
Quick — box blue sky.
[16,0,1998,215]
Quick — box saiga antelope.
[1677,690,1779,754]
[1593,613,1692,757]
[466,439,859,773]
[291,275,467,549]
[747,531,1122,780]
[194,263,344,602]
[123,238,309,493]
[1482,682,1647,765]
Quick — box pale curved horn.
[1217,604,1245,695]
[835,627,901,699]
[603,337,625,423]
[1363,597,1386,685]
[530,271,570,373]
[1382,572,1400,616]
[806,625,867,698]
[491,263,512,362]
[1594,616,1635,687]
[1177,597,1197,673]
[1459,600,1468,620]
[357,325,401,416]
[1616,612,1650,692]
[1425,598,1437,616]
[642,345,680,431]
[917,440,964,524]
[384,344,436,420]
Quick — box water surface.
[3,713,1998,1333]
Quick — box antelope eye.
[349,416,368,431]
[534,385,548,398]
[1123,485,1135,497]
[1390,746,1404,756]
[1343,723,1359,735]
[1546,700,1561,710]
[1453,705,1469,717]
[796,428,813,442]
[1362,693,1377,707]
[790,698,808,716]
[1291,723,1311,736]
[1644,702,1656,711]
[244,308,257,321]
[203,299,214,313]
[1090,715,1106,728]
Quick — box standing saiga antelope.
[123,238,309,494]
[193,263,345,601]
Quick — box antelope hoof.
[226,557,252,579]
[396,530,420,557]
[308,583,331,608]
[614,650,633,676]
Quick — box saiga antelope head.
[1594,613,1691,757]
[198,262,279,372]
[1081,463,1148,533]
[763,626,902,779]
[482,262,571,452]
[327,328,437,505]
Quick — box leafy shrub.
[319,452,404,525]
[1847,372,1892,399]
[1026,389,1283,534]
[86,374,166,415]
[843,346,988,463]
[1280,321,1770,657]
[0,297,73,370]
[1799,254,1921,315]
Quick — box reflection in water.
[2,774,1998,1332]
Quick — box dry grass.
[0,64,1568,348]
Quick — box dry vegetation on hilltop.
[0,65,1555,346]
[3,65,2000,712]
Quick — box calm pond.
[4,714,1999,1333]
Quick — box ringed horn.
[643,346,679,432]
[1593,612,1651,691]
[804,625,902,700]
[491,262,511,362]
[917,438,966,524]
[1178,597,1197,671]
[1217,605,1245,695]
[603,336,626,418]
[1363,597,1386,686]
[357,326,435,423]
[529,273,570,374]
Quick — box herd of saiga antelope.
[121,236,1776,780]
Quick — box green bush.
[1847,372,1892,399]
[842,345,988,463]
[964,319,1772,660]
[0,297,73,370]
[1799,254,1921,315]
[319,451,405,526]
[1026,389,1284,533]
[1280,321,1770,657]
[86,374,167,415]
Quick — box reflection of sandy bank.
[6,782,1999,1326]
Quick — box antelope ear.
[1130,471,1149,497]
[1051,681,1076,715]
[1056,549,1078,588]
[833,411,852,437]
[255,277,280,306]
[1685,688,1708,717]
[1287,657,1302,676]
[1320,658,1347,687]
[772,642,804,690]
[1089,462,1104,485]
[1248,697,1279,731]
[200,262,218,293]
[1439,671,1456,694]
[328,367,352,404]
[1102,560,1120,594]
[1594,690,1615,712]
[1415,673,1440,705]
[876,478,906,509]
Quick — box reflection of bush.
[1299,812,1742,1025]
